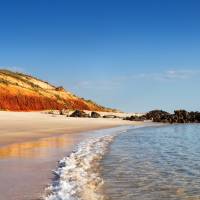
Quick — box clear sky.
[0,0,200,112]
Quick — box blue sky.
[0,0,200,112]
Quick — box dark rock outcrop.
[91,111,101,118]
[103,115,117,118]
[124,115,145,121]
[70,110,90,118]
[140,109,200,123]
[124,109,200,124]
[144,110,170,121]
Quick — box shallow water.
[102,124,200,200]
[43,126,132,200]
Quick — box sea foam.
[43,134,116,200]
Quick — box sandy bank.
[0,111,140,147]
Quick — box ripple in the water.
[101,124,200,200]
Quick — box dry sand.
[0,111,142,200]
[0,111,138,147]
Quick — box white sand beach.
[0,111,142,200]
[0,111,139,146]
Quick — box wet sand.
[0,111,141,200]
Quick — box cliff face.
[0,70,113,111]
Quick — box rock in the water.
[70,110,90,118]
[91,111,101,118]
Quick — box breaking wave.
[43,134,117,200]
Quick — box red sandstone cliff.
[0,70,114,112]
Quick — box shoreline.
[0,111,143,200]
[44,124,156,200]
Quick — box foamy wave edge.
[43,134,116,200]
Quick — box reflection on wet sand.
[0,134,81,158]
[0,132,87,200]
